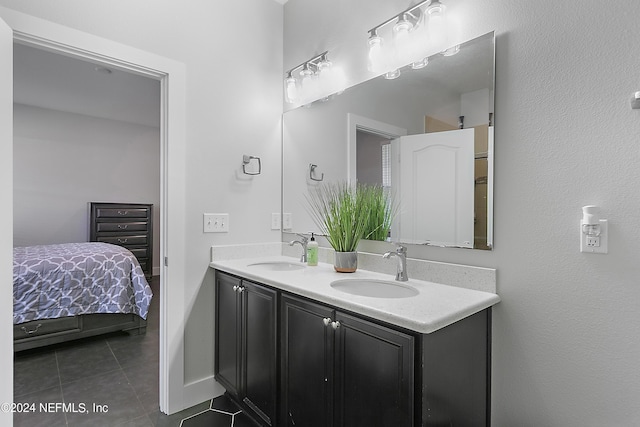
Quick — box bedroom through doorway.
[12,40,164,418]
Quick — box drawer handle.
[117,210,128,216]
[117,224,128,229]
[21,323,42,335]
[117,238,128,244]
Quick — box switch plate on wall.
[271,213,281,230]
[204,213,229,233]
[283,213,293,230]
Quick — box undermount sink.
[247,261,306,271]
[330,279,419,299]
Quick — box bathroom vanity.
[211,256,499,427]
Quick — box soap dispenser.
[307,233,318,266]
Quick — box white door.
[392,128,475,247]
[0,15,13,427]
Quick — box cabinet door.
[281,295,335,427]
[334,311,414,427]
[242,280,278,425]
[214,272,241,397]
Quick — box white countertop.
[210,256,500,334]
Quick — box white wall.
[285,0,640,425]
[1,0,283,409]
[13,104,161,273]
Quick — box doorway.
[2,11,189,415]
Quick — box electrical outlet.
[580,219,607,254]
[586,236,600,247]
[282,213,293,230]
[271,213,281,230]
[204,213,229,233]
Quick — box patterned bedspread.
[13,242,153,325]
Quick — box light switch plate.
[283,213,293,230]
[204,213,229,233]
[271,213,281,230]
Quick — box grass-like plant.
[360,184,398,241]
[305,181,398,251]
[305,181,370,252]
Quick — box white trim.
[0,7,189,415]
[0,14,13,427]
[346,113,408,184]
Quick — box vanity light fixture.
[284,51,345,105]
[367,0,448,77]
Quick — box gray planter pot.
[334,251,358,273]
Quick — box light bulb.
[300,65,320,104]
[426,0,445,19]
[427,0,447,51]
[393,13,414,65]
[411,57,429,69]
[442,45,460,56]
[368,31,384,73]
[393,13,414,34]
[284,73,297,104]
[384,69,401,80]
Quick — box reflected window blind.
[382,143,391,188]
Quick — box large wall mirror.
[283,31,495,250]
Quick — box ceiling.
[13,43,161,128]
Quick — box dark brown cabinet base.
[214,270,491,427]
[281,294,414,427]
[215,272,278,426]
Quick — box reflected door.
[392,129,475,247]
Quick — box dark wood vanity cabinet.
[214,269,491,427]
[281,294,415,427]
[214,272,278,426]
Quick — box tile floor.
[13,276,254,427]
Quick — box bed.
[13,242,153,351]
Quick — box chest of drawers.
[89,202,153,277]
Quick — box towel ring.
[309,164,324,182]
[242,155,261,175]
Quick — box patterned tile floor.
[13,276,251,427]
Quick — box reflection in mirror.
[283,32,494,250]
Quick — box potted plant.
[360,183,398,242]
[306,181,396,272]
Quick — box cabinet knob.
[322,317,332,326]
[237,286,244,293]
[232,285,239,292]
[117,238,128,244]
[331,321,340,330]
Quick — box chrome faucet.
[289,234,309,263]
[383,244,408,281]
